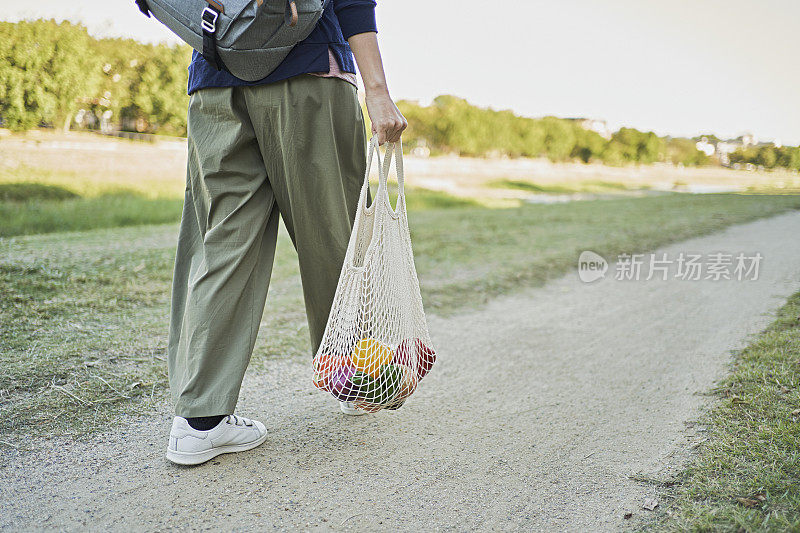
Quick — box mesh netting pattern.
[312,138,436,412]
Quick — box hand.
[365,89,407,145]
[347,32,406,144]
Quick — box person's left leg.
[243,75,368,355]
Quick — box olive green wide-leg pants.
[167,75,367,417]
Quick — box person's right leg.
[165,87,279,464]
[167,87,279,420]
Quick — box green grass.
[654,292,800,532]
[1,193,800,440]
[0,193,185,237]
[0,180,475,237]
[0,162,183,199]
[490,178,641,194]
[746,185,800,195]
[0,160,189,236]
[0,183,79,202]
[381,182,480,210]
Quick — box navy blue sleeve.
[333,0,377,39]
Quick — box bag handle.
[286,0,299,26]
[366,135,383,184]
[357,136,383,211]
[361,136,406,214]
[379,139,405,192]
[375,137,405,214]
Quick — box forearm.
[348,32,389,95]
[346,31,406,143]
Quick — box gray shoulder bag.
[135,0,329,81]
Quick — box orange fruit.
[351,338,393,378]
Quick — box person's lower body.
[165,76,367,463]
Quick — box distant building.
[695,137,716,156]
[715,141,741,166]
[740,133,757,148]
[714,133,757,166]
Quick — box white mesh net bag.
[312,137,436,412]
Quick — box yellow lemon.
[351,338,393,378]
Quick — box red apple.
[416,339,436,379]
[394,339,414,367]
[394,338,436,380]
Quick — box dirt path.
[3,212,800,532]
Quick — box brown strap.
[206,0,224,13]
[288,1,298,26]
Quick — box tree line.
[1,19,798,170]
[0,19,189,135]
[398,95,800,169]
[728,145,800,171]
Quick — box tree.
[756,146,778,169]
[0,20,97,130]
[571,127,606,163]
[665,138,709,166]
[537,117,574,161]
[123,42,191,135]
[604,128,664,164]
[776,146,800,171]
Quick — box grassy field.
[0,185,477,237]
[489,178,642,194]
[2,133,800,443]
[653,292,800,531]
[0,159,477,237]
[2,191,800,441]
[3,130,800,220]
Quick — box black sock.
[185,415,226,431]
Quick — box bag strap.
[366,135,383,189]
[387,139,405,192]
[286,0,299,26]
[201,4,223,71]
[361,136,407,214]
[378,139,405,198]
[135,0,150,17]
[358,136,382,210]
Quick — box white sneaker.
[166,415,267,465]
[339,401,369,416]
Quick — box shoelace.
[225,415,253,427]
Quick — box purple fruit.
[329,366,360,401]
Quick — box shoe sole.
[165,431,268,466]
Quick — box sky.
[2,0,799,144]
